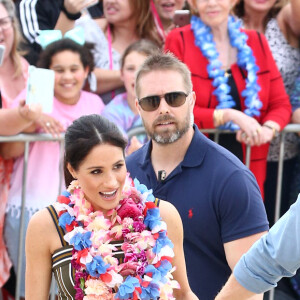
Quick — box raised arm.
[159,200,198,300]
[93,68,123,94]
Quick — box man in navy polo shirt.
[126,53,269,300]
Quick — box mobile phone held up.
[173,10,191,28]
[0,45,5,66]
[26,66,55,113]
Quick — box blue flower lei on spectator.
[191,15,262,130]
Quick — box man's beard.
[144,112,192,145]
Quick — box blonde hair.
[106,0,162,47]
[0,0,23,78]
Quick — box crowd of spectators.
[0,0,300,299]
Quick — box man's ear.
[190,91,196,109]
[135,98,142,116]
[67,163,77,179]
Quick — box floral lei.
[56,174,179,300]
[191,15,262,130]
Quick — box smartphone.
[26,66,55,113]
[0,45,5,66]
[173,10,191,27]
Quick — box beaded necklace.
[191,15,262,130]
[57,175,179,299]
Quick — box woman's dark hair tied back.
[64,114,127,187]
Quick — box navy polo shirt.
[126,125,269,300]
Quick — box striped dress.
[47,205,124,299]
[47,198,160,299]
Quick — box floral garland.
[191,15,262,130]
[56,174,179,300]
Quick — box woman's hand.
[18,100,42,123]
[36,114,64,137]
[223,109,264,146]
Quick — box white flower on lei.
[55,203,75,217]
[151,220,167,233]
[63,226,86,244]
[106,270,124,288]
[152,245,175,264]
[87,214,111,232]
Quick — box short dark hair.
[64,114,127,187]
[37,39,94,73]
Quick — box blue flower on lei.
[61,190,71,198]
[115,276,140,299]
[70,231,92,251]
[86,255,110,278]
[144,207,162,230]
[153,231,174,254]
[191,15,262,130]
[134,178,155,202]
[144,265,163,281]
[140,280,160,300]
[58,212,74,230]
[158,259,173,278]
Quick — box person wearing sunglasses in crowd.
[126,53,269,299]
[164,0,292,199]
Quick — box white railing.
[1,124,300,300]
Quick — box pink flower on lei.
[117,197,142,220]
[118,261,139,276]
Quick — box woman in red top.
[164,0,291,197]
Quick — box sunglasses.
[138,91,189,112]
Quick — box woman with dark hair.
[75,0,162,103]
[25,114,198,300]
[1,37,104,298]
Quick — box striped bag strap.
[47,205,68,247]
[154,197,161,207]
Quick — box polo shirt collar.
[138,125,206,169]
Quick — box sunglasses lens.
[139,96,160,112]
[165,92,187,107]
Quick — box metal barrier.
[1,124,300,300]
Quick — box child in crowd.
[1,33,104,298]
[102,39,160,155]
